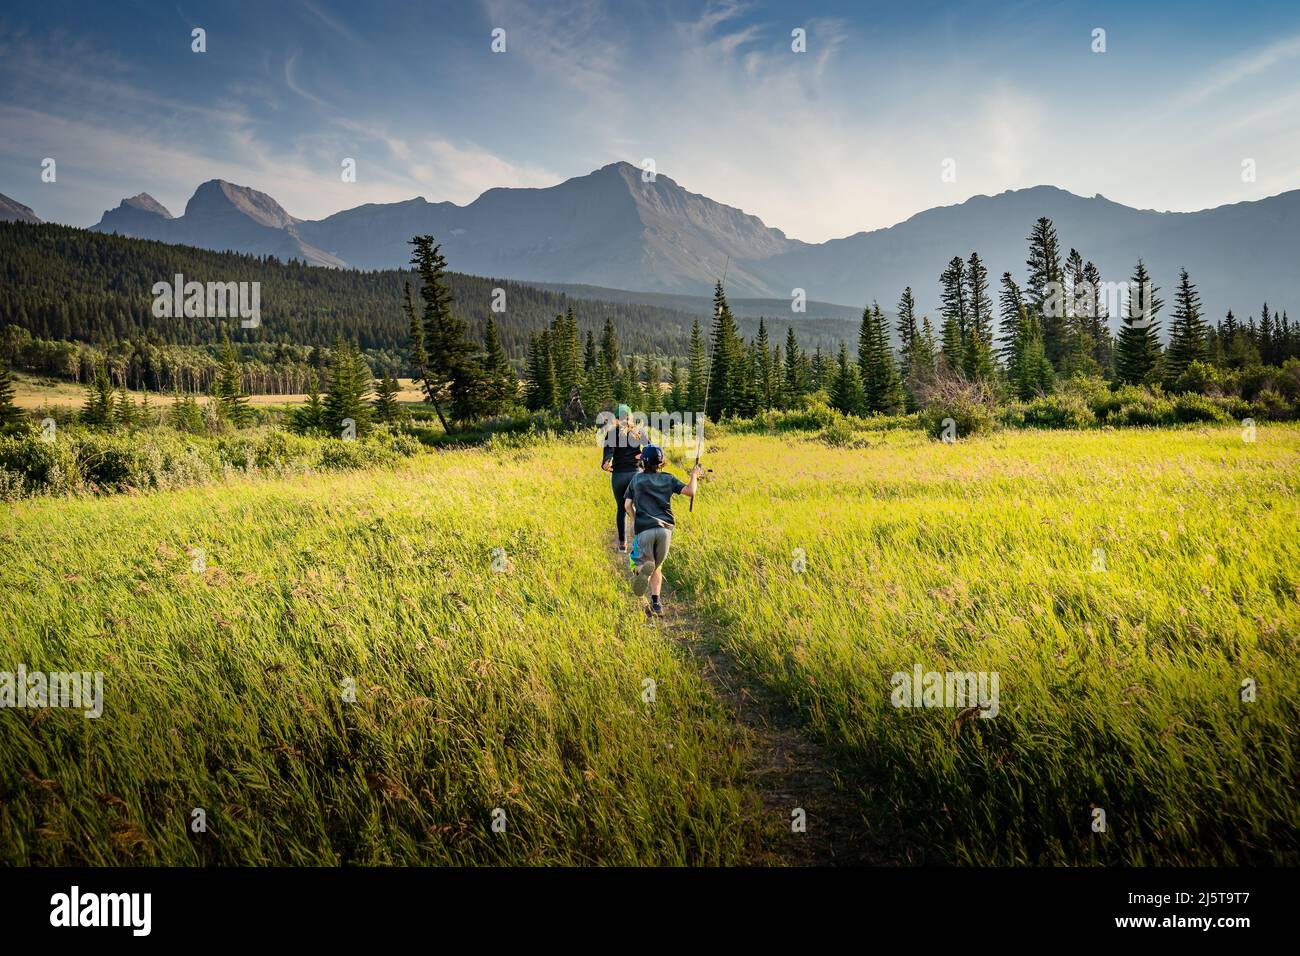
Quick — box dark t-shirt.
[602,426,643,473]
[624,471,686,534]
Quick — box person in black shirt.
[623,443,701,616]
[601,404,644,552]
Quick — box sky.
[2,0,1299,241]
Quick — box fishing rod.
[690,255,727,513]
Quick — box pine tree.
[290,373,324,434]
[0,357,20,426]
[963,252,994,380]
[600,318,620,386]
[686,320,708,413]
[82,364,116,427]
[403,281,426,379]
[1113,261,1164,385]
[1026,217,1064,366]
[940,255,968,341]
[859,303,903,413]
[939,314,964,375]
[114,386,134,428]
[214,339,252,427]
[829,342,863,415]
[550,308,581,404]
[409,236,473,432]
[1164,268,1208,390]
[912,316,938,389]
[323,339,373,437]
[1082,260,1112,374]
[667,359,685,413]
[754,318,774,411]
[170,389,205,434]
[582,354,613,416]
[997,272,1025,366]
[706,281,742,420]
[482,315,516,413]
[643,359,663,413]
[783,326,804,400]
[373,375,401,423]
[1008,306,1055,399]
[810,346,827,391]
[583,330,598,378]
[525,331,556,412]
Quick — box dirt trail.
[612,540,904,865]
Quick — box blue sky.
[3,0,1299,240]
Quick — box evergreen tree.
[550,309,581,403]
[525,330,556,412]
[600,318,620,386]
[997,272,1025,366]
[1026,217,1064,365]
[939,314,964,375]
[963,252,995,380]
[0,357,20,426]
[170,389,205,434]
[1164,268,1208,390]
[940,255,968,340]
[323,339,373,437]
[373,374,401,423]
[643,359,663,413]
[410,236,473,432]
[82,364,116,427]
[290,373,324,434]
[1114,260,1164,386]
[754,318,774,411]
[582,354,613,416]
[668,359,685,413]
[829,342,863,415]
[1082,260,1112,374]
[859,303,903,413]
[1008,306,1055,399]
[403,281,426,379]
[783,326,805,400]
[583,330,598,377]
[214,339,252,427]
[114,386,134,428]
[686,320,708,413]
[706,281,743,420]
[810,346,827,391]
[481,315,516,413]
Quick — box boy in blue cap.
[623,443,701,616]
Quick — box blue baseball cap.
[639,444,664,468]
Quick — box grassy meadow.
[1,423,1298,864]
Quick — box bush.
[918,376,997,440]
[817,418,856,447]
[1018,393,1097,429]
[1251,389,1292,421]
[1172,392,1232,424]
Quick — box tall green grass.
[664,424,1300,864]
[0,437,758,864]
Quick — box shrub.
[1172,392,1232,424]
[918,376,997,440]
[1019,393,1097,429]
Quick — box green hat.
[616,404,632,418]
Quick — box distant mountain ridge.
[28,162,1295,325]
[0,192,41,224]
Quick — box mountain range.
[4,162,1296,326]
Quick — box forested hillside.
[0,223,852,392]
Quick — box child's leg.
[649,530,671,599]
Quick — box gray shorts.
[635,527,672,568]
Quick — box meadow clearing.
[1,422,1297,865]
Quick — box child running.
[623,444,701,616]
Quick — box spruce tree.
[323,340,373,437]
[783,326,804,400]
[290,373,324,434]
[643,359,663,413]
[215,339,253,427]
[997,272,1024,366]
[754,318,774,411]
[686,319,708,413]
[82,364,116,427]
[482,315,516,413]
[1164,268,1208,390]
[939,315,964,375]
[1008,306,1055,399]
[525,331,556,412]
[667,359,685,413]
[963,253,995,380]
[940,256,968,340]
[1114,260,1164,386]
[1026,217,1064,365]
[403,281,426,380]
[373,375,401,423]
[409,236,473,431]
[859,303,903,413]
[0,357,19,426]
[829,342,863,415]
[706,281,742,420]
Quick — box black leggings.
[612,471,636,546]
